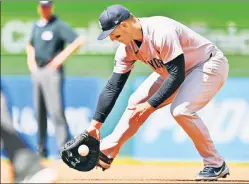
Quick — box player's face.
[38,5,53,19]
[109,22,133,45]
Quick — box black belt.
[37,63,48,68]
[36,60,51,68]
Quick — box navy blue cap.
[97,5,131,40]
[39,1,52,7]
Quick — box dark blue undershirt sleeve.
[93,71,131,123]
[147,54,185,108]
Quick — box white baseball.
[78,145,89,156]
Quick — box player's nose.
[109,35,115,41]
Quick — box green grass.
[2,1,249,40]
[1,54,248,78]
[2,1,249,27]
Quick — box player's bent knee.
[170,102,193,119]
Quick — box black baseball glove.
[60,130,100,172]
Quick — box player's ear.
[120,21,129,28]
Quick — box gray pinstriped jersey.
[113,16,215,77]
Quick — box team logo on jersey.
[148,58,165,70]
[41,31,53,41]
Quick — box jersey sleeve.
[113,44,136,74]
[154,29,183,64]
[59,21,78,44]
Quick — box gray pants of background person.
[32,66,69,157]
[1,92,43,183]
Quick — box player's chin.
[120,40,131,45]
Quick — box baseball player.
[1,90,58,183]
[86,5,229,181]
[26,0,84,158]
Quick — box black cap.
[97,5,131,40]
[39,0,52,7]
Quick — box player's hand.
[28,61,38,73]
[128,102,155,123]
[47,62,60,70]
[30,65,38,73]
[87,120,102,141]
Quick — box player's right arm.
[26,23,37,73]
[87,45,135,140]
[88,71,131,138]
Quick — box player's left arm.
[148,54,185,108]
[48,21,85,68]
[147,30,185,108]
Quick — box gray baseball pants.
[100,48,229,167]
[32,67,69,156]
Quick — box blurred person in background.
[26,0,84,158]
[1,90,58,183]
